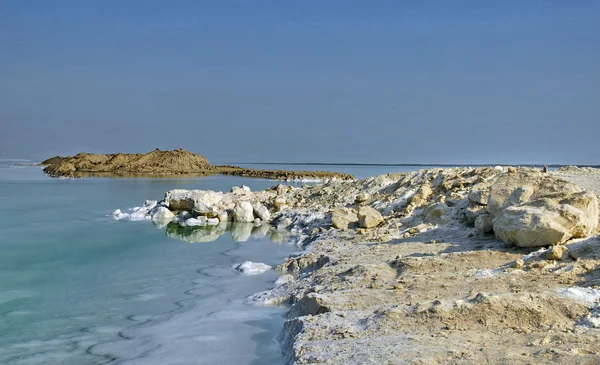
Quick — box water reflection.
[165,222,287,244]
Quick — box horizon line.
[220,162,600,168]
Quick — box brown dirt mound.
[41,148,354,181]
[43,148,214,177]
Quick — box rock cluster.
[118,166,599,250]
[469,169,599,247]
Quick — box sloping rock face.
[481,170,599,247]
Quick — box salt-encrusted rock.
[273,196,287,210]
[207,218,220,226]
[544,245,569,261]
[173,211,193,223]
[253,204,271,221]
[424,203,449,223]
[231,185,251,194]
[144,200,158,211]
[217,211,229,222]
[233,261,272,275]
[468,187,490,206]
[150,206,175,226]
[112,209,129,221]
[493,191,599,247]
[128,207,151,221]
[165,189,224,211]
[185,216,208,226]
[275,274,294,287]
[357,206,384,229]
[193,202,218,218]
[277,217,293,231]
[331,207,358,230]
[486,171,581,218]
[475,213,494,234]
[355,193,371,204]
[232,201,255,223]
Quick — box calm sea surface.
[0,161,426,365]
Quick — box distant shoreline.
[224,162,600,168]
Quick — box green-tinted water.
[0,163,297,365]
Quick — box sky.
[0,1,599,164]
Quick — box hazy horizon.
[1,1,599,165]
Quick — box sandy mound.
[42,149,354,181]
[42,148,213,176]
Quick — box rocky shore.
[116,165,600,364]
[40,149,354,181]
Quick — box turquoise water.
[0,163,303,365]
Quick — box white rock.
[357,206,384,229]
[128,207,150,221]
[112,209,130,221]
[468,186,490,205]
[217,211,229,222]
[165,189,225,211]
[206,218,220,226]
[493,191,598,247]
[275,274,294,287]
[233,261,272,275]
[331,207,358,230]
[144,200,158,210]
[253,204,271,221]
[150,206,175,226]
[185,216,208,227]
[193,202,218,217]
[232,201,255,223]
[277,217,293,231]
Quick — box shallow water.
[0,163,300,365]
[0,161,438,364]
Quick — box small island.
[41,148,355,181]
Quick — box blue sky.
[1,1,599,164]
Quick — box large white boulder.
[232,201,255,223]
[486,170,581,218]
[151,206,175,226]
[357,206,384,229]
[331,207,358,230]
[165,189,225,211]
[253,204,271,221]
[493,191,599,247]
